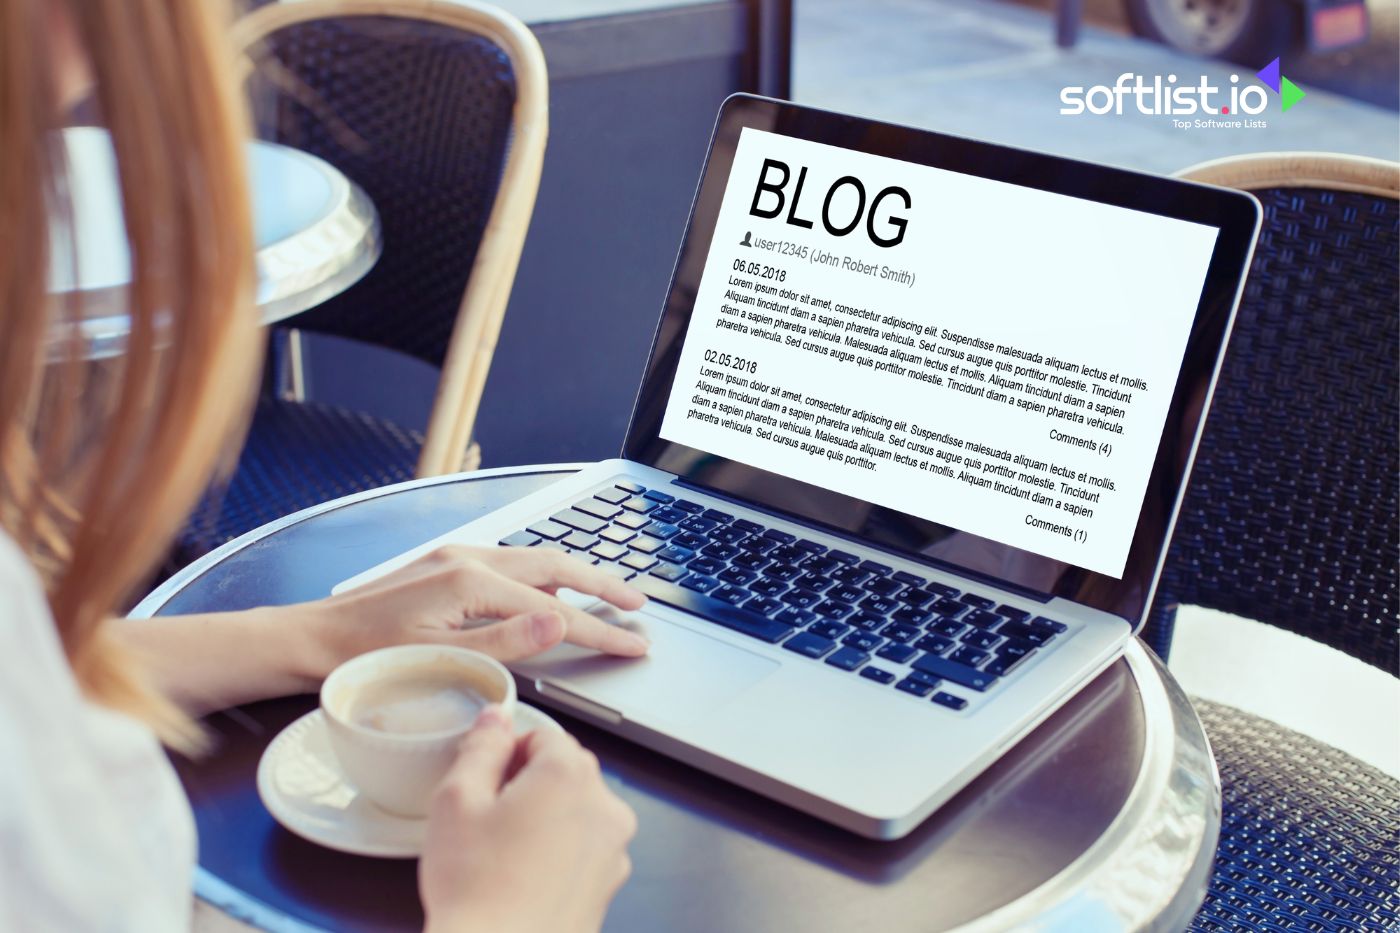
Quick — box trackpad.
[512,602,780,727]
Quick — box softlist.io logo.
[1060,57,1305,130]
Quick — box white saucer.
[257,703,562,858]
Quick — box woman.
[1,2,646,931]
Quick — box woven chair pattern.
[180,397,422,558]
[1189,699,1400,931]
[1143,187,1398,672]
[248,15,516,366]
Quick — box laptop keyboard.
[499,480,1070,712]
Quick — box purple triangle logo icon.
[1256,57,1282,93]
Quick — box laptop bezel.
[621,94,1261,632]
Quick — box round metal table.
[50,126,380,359]
[131,465,1221,933]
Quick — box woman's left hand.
[302,545,650,678]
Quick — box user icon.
[740,231,752,247]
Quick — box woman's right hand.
[420,706,637,933]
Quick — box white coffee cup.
[320,644,517,818]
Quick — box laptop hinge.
[670,476,1051,604]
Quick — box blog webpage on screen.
[659,128,1218,579]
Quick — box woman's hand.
[305,545,650,677]
[420,706,637,933]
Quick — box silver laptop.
[337,96,1260,839]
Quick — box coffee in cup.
[320,645,517,817]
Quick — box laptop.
[336,95,1261,839]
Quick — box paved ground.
[794,0,1399,174]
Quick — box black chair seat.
[1190,699,1400,931]
[180,397,423,557]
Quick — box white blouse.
[0,531,195,932]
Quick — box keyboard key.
[629,536,664,554]
[681,574,720,594]
[795,538,827,554]
[998,621,1054,646]
[599,526,636,544]
[911,654,997,691]
[877,643,917,664]
[848,612,886,632]
[858,560,892,577]
[594,487,631,504]
[860,666,896,685]
[893,570,926,587]
[809,620,849,640]
[615,480,645,494]
[649,562,688,582]
[895,677,935,698]
[832,566,872,587]
[679,516,718,534]
[733,551,772,571]
[963,609,1003,628]
[828,584,864,604]
[527,519,571,540]
[732,518,763,534]
[802,556,839,575]
[597,562,635,580]
[620,552,658,572]
[932,598,967,617]
[621,496,656,514]
[929,618,967,638]
[656,545,695,563]
[744,594,784,616]
[825,647,868,672]
[865,576,903,598]
[907,670,941,688]
[843,631,883,652]
[615,513,651,531]
[892,606,931,627]
[764,562,802,582]
[687,556,724,577]
[814,601,855,621]
[985,650,1034,677]
[703,542,741,561]
[914,634,954,655]
[880,622,920,643]
[651,506,686,524]
[574,498,622,520]
[673,499,705,514]
[713,527,749,546]
[962,629,1002,651]
[702,508,733,524]
[499,530,538,548]
[768,545,807,564]
[562,531,599,550]
[750,577,788,597]
[899,588,938,609]
[998,640,1035,661]
[782,588,822,609]
[591,542,629,561]
[642,523,681,540]
[828,549,860,565]
[950,645,989,667]
[630,575,792,643]
[775,607,814,627]
[719,566,758,585]
[712,584,749,605]
[551,510,608,534]
[783,632,835,659]
[742,536,780,554]
[861,594,900,616]
[763,528,796,544]
[537,540,570,553]
[931,692,968,711]
[1031,616,1068,634]
[961,594,996,610]
[795,573,833,592]
[641,488,674,503]
[997,604,1030,622]
[674,532,707,551]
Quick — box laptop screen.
[624,97,1259,626]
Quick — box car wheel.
[1124,0,1297,63]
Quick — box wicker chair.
[1150,153,1399,931]
[180,0,546,557]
